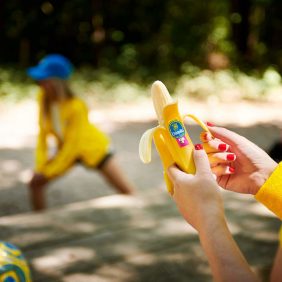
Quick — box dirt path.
[0,98,281,215]
[0,98,281,281]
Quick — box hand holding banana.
[139,81,236,195]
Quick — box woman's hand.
[206,125,278,195]
[201,131,236,180]
[167,145,224,232]
[168,144,259,282]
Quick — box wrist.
[253,161,278,195]
[197,207,226,235]
[198,213,229,246]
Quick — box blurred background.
[1,1,282,282]
[1,0,282,101]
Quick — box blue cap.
[27,54,74,80]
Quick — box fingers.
[167,145,213,182]
[208,152,236,166]
[206,124,246,148]
[200,129,236,177]
[200,131,230,153]
[167,164,192,184]
[193,145,213,176]
[167,165,181,182]
[212,164,235,177]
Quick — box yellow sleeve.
[35,90,48,172]
[254,162,282,219]
[42,100,86,179]
[280,226,282,246]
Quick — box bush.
[175,67,282,102]
[1,65,282,103]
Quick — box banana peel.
[139,80,211,195]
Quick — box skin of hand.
[202,131,236,177]
[206,125,278,195]
[167,145,259,282]
[29,173,48,188]
[167,146,225,232]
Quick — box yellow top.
[255,162,282,219]
[35,89,110,178]
[280,227,282,246]
[254,162,282,245]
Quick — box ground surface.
[0,98,281,281]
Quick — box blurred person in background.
[27,54,135,211]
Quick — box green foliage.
[175,67,282,101]
[71,67,148,103]
[0,67,37,101]
[1,0,282,79]
[1,66,282,104]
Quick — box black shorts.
[96,151,114,169]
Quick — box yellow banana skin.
[139,80,210,195]
[153,127,174,195]
[163,101,196,175]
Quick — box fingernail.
[218,143,227,151]
[202,132,208,140]
[201,132,212,141]
[206,121,214,127]
[229,167,235,173]
[227,154,236,161]
[195,144,203,150]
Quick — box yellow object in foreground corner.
[139,80,210,195]
[0,241,32,282]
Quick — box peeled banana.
[139,80,210,195]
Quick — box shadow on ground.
[0,121,280,216]
[0,121,281,281]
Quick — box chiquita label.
[169,120,189,147]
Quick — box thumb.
[167,164,192,184]
[194,144,212,176]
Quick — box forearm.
[35,135,48,171]
[42,143,77,178]
[198,217,259,282]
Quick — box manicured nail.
[202,132,208,140]
[229,167,235,173]
[195,144,203,150]
[227,154,236,161]
[218,143,227,151]
[206,121,214,127]
[201,132,212,141]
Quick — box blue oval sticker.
[169,120,189,147]
[169,121,185,138]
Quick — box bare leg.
[99,156,135,195]
[29,184,47,211]
[29,174,49,211]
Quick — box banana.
[139,80,211,195]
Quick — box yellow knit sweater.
[255,162,282,244]
[35,90,110,178]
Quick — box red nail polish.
[203,132,213,141]
[229,167,235,173]
[218,143,227,151]
[195,144,203,150]
[227,154,235,161]
[202,132,208,140]
[206,122,214,127]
